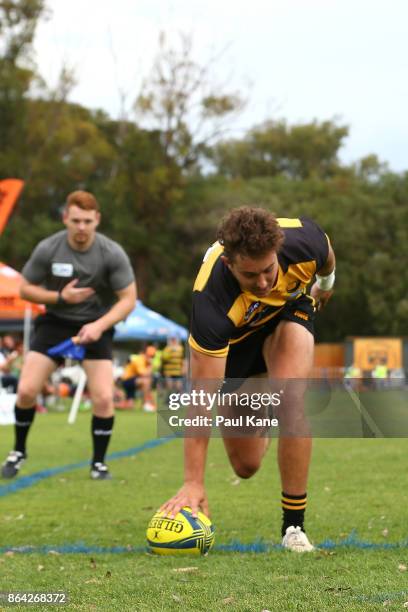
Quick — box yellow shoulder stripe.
[227,295,247,326]
[193,242,224,292]
[277,218,303,228]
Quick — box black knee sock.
[91,415,114,464]
[14,405,36,455]
[281,491,307,536]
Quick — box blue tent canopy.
[114,300,188,342]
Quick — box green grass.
[1,411,408,610]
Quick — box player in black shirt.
[162,207,336,552]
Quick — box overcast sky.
[34,0,408,172]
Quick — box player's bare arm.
[310,243,336,310]
[20,277,95,305]
[161,348,226,519]
[77,281,137,344]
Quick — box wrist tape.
[315,269,335,291]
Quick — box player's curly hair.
[66,190,99,211]
[217,206,284,260]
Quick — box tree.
[97,33,244,309]
[212,119,349,180]
[0,0,46,62]
[134,32,244,172]
[0,0,47,177]
[0,98,117,265]
[0,2,117,266]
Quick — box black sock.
[91,415,114,464]
[281,491,307,537]
[14,406,36,455]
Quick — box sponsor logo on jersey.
[294,310,309,321]
[244,301,261,321]
[248,305,276,327]
[52,263,74,277]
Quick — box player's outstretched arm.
[161,441,210,519]
[161,349,227,519]
[310,243,336,310]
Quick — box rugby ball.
[146,506,215,555]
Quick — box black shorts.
[31,313,114,362]
[225,295,315,379]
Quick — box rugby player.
[162,206,335,551]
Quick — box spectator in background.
[150,344,163,390]
[0,336,21,393]
[372,360,389,389]
[343,363,362,392]
[162,336,185,392]
[120,346,156,412]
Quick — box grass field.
[1,408,408,611]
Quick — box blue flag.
[47,338,85,361]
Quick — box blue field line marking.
[0,543,147,554]
[318,529,408,550]
[219,534,408,552]
[0,437,172,498]
[3,533,408,554]
[351,590,408,603]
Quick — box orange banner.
[0,262,44,318]
[0,179,24,234]
[354,338,402,370]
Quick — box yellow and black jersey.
[189,216,329,358]
[162,344,184,377]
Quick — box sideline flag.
[47,336,85,361]
[0,179,24,235]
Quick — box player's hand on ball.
[160,483,209,519]
[147,506,215,555]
